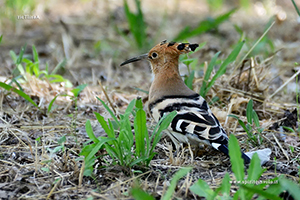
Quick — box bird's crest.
[152,40,198,54]
[148,41,198,62]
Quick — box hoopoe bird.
[120,40,251,164]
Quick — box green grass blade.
[94,112,115,138]
[245,153,265,199]
[85,120,99,143]
[0,82,39,109]
[119,105,134,150]
[32,45,39,67]
[124,1,135,29]
[130,86,149,94]
[228,134,245,181]
[51,58,67,75]
[185,70,195,90]
[104,143,119,162]
[11,77,24,91]
[71,84,88,98]
[246,99,253,124]
[46,74,63,81]
[97,97,120,126]
[238,119,250,135]
[190,178,215,199]
[124,99,136,116]
[106,117,125,165]
[234,24,245,42]
[150,111,177,153]
[182,58,196,66]
[233,191,239,200]
[80,143,96,158]
[118,129,132,165]
[0,35,3,44]
[204,51,221,82]
[124,118,134,146]
[291,0,300,17]
[32,63,40,77]
[48,94,60,113]
[124,1,135,35]
[123,0,147,49]
[144,153,156,166]
[252,111,260,128]
[45,62,49,74]
[240,185,281,200]
[10,50,17,63]
[17,44,26,65]
[134,98,147,157]
[206,0,223,11]
[231,21,275,75]
[229,134,246,199]
[162,167,192,200]
[120,129,133,151]
[131,188,155,200]
[85,137,116,162]
[146,110,176,166]
[218,40,245,73]
[228,114,250,135]
[279,178,300,199]
[173,8,237,41]
[256,179,282,200]
[220,173,230,198]
[247,153,264,181]
[199,51,221,97]
[129,156,148,167]
[135,0,147,49]
[206,40,245,93]
[108,119,116,138]
[281,126,295,133]
[83,158,96,176]
[25,61,33,75]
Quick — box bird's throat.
[149,64,195,101]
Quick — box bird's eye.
[152,52,158,58]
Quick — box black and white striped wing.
[149,94,251,164]
[149,94,228,147]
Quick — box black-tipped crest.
[177,43,198,51]
[189,44,199,51]
[160,40,167,45]
[177,43,186,50]
[167,41,176,47]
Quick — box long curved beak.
[120,53,148,66]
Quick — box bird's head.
[120,40,199,74]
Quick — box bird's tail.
[214,143,251,164]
